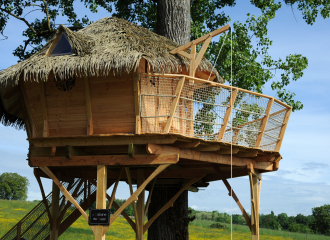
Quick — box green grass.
[1,200,329,240]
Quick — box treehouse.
[0,17,291,240]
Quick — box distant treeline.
[189,204,330,235]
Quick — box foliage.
[288,222,312,233]
[0,172,29,200]
[210,222,227,229]
[1,1,329,111]
[311,204,330,235]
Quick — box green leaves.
[0,172,29,200]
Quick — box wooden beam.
[217,147,240,155]
[212,164,251,230]
[275,108,292,152]
[107,167,124,210]
[20,81,37,138]
[164,77,186,132]
[236,150,259,158]
[173,140,200,149]
[146,143,273,170]
[195,143,220,152]
[30,135,178,147]
[51,146,56,157]
[84,76,93,136]
[95,165,107,240]
[30,154,179,167]
[249,172,260,240]
[177,51,192,60]
[103,164,171,234]
[128,143,147,157]
[143,177,202,233]
[133,75,141,134]
[217,88,238,141]
[170,25,230,54]
[39,81,48,137]
[255,98,274,148]
[192,36,212,74]
[65,145,89,159]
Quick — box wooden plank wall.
[89,72,135,134]
[23,72,135,137]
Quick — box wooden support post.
[255,98,274,148]
[39,81,48,137]
[95,165,107,240]
[84,76,93,135]
[50,177,60,240]
[164,77,186,133]
[136,169,145,240]
[217,88,238,141]
[275,108,292,152]
[212,164,251,230]
[249,171,260,240]
[133,75,141,134]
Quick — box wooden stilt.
[50,178,60,240]
[95,165,107,240]
[249,171,260,240]
[136,169,145,240]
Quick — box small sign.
[89,209,110,226]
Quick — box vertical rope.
[230,27,233,240]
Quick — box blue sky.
[0,2,329,217]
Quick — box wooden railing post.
[217,88,238,141]
[255,98,274,148]
[275,108,292,152]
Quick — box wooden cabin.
[0,17,291,240]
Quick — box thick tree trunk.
[156,0,191,46]
[149,2,192,240]
[148,186,190,240]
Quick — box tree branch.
[42,0,52,31]
[0,8,36,34]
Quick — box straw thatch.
[0,17,221,129]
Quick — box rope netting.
[1,179,96,240]
[139,74,290,151]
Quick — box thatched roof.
[0,17,220,86]
[0,17,221,129]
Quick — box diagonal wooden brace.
[103,164,171,235]
[143,176,203,233]
[34,169,53,230]
[107,166,124,210]
[39,166,96,234]
[212,164,252,230]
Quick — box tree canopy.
[0,172,29,200]
[1,0,329,111]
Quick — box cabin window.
[50,33,74,56]
[54,75,76,91]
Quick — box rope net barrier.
[139,74,290,151]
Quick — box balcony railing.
[138,73,291,152]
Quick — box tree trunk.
[156,0,191,46]
[148,186,190,240]
[149,2,191,240]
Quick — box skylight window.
[50,33,74,56]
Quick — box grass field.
[1,200,329,240]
